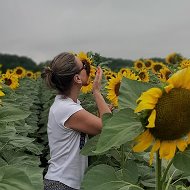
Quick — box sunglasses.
[77,61,90,76]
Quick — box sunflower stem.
[156,151,162,190]
[161,158,174,189]
[120,144,125,170]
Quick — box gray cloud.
[0,0,190,63]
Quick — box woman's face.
[75,56,89,86]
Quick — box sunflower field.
[0,52,190,190]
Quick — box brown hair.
[41,52,80,95]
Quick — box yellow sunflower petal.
[167,67,190,89]
[176,139,188,152]
[149,140,160,165]
[133,130,153,152]
[135,102,155,113]
[0,91,5,96]
[137,88,162,103]
[159,141,176,160]
[147,109,156,128]
[164,84,174,93]
[187,132,190,144]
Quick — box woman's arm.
[65,67,111,135]
[92,67,111,118]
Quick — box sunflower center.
[4,78,12,86]
[139,72,146,80]
[137,62,143,68]
[149,88,190,140]
[114,82,121,96]
[154,64,162,72]
[145,61,151,67]
[165,71,172,80]
[16,69,23,75]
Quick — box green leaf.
[0,124,16,142]
[94,108,143,154]
[81,164,118,190]
[0,166,35,190]
[119,78,155,110]
[173,149,190,173]
[81,164,141,190]
[0,106,30,122]
[123,160,138,184]
[9,135,34,148]
[1,150,41,167]
[19,166,43,190]
[80,135,100,156]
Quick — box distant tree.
[88,51,133,72]
[0,53,39,73]
[37,60,51,72]
[151,57,165,63]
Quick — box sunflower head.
[157,68,172,82]
[152,62,165,73]
[179,59,190,69]
[13,66,26,78]
[134,60,145,71]
[165,52,183,65]
[144,59,154,69]
[137,69,149,82]
[0,71,19,89]
[133,67,190,163]
[26,71,34,78]
[105,73,122,107]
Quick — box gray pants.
[44,179,78,190]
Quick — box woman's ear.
[73,74,82,84]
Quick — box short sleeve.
[52,100,83,130]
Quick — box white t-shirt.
[45,95,88,190]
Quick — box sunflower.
[26,71,34,79]
[179,59,190,69]
[33,71,42,79]
[81,80,93,94]
[104,73,112,81]
[77,52,97,94]
[0,71,19,89]
[157,68,172,82]
[134,60,145,71]
[106,73,123,107]
[122,70,139,81]
[144,59,154,70]
[13,66,26,78]
[133,67,190,164]
[80,65,96,94]
[119,68,132,75]
[77,52,92,66]
[165,52,183,65]
[151,62,165,74]
[137,69,149,82]
[0,85,5,97]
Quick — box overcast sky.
[0,0,190,64]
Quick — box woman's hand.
[92,66,103,94]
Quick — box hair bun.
[41,66,53,78]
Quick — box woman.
[41,52,111,190]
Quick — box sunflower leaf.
[81,164,141,190]
[94,108,143,154]
[173,149,190,173]
[119,78,156,110]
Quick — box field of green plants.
[0,52,190,190]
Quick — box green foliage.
[119,78,156,110]
[94,108,142,154]
[173,148,190,173]
[0,53,39,72]
[81,164,142,190]
[0,78,44,189]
